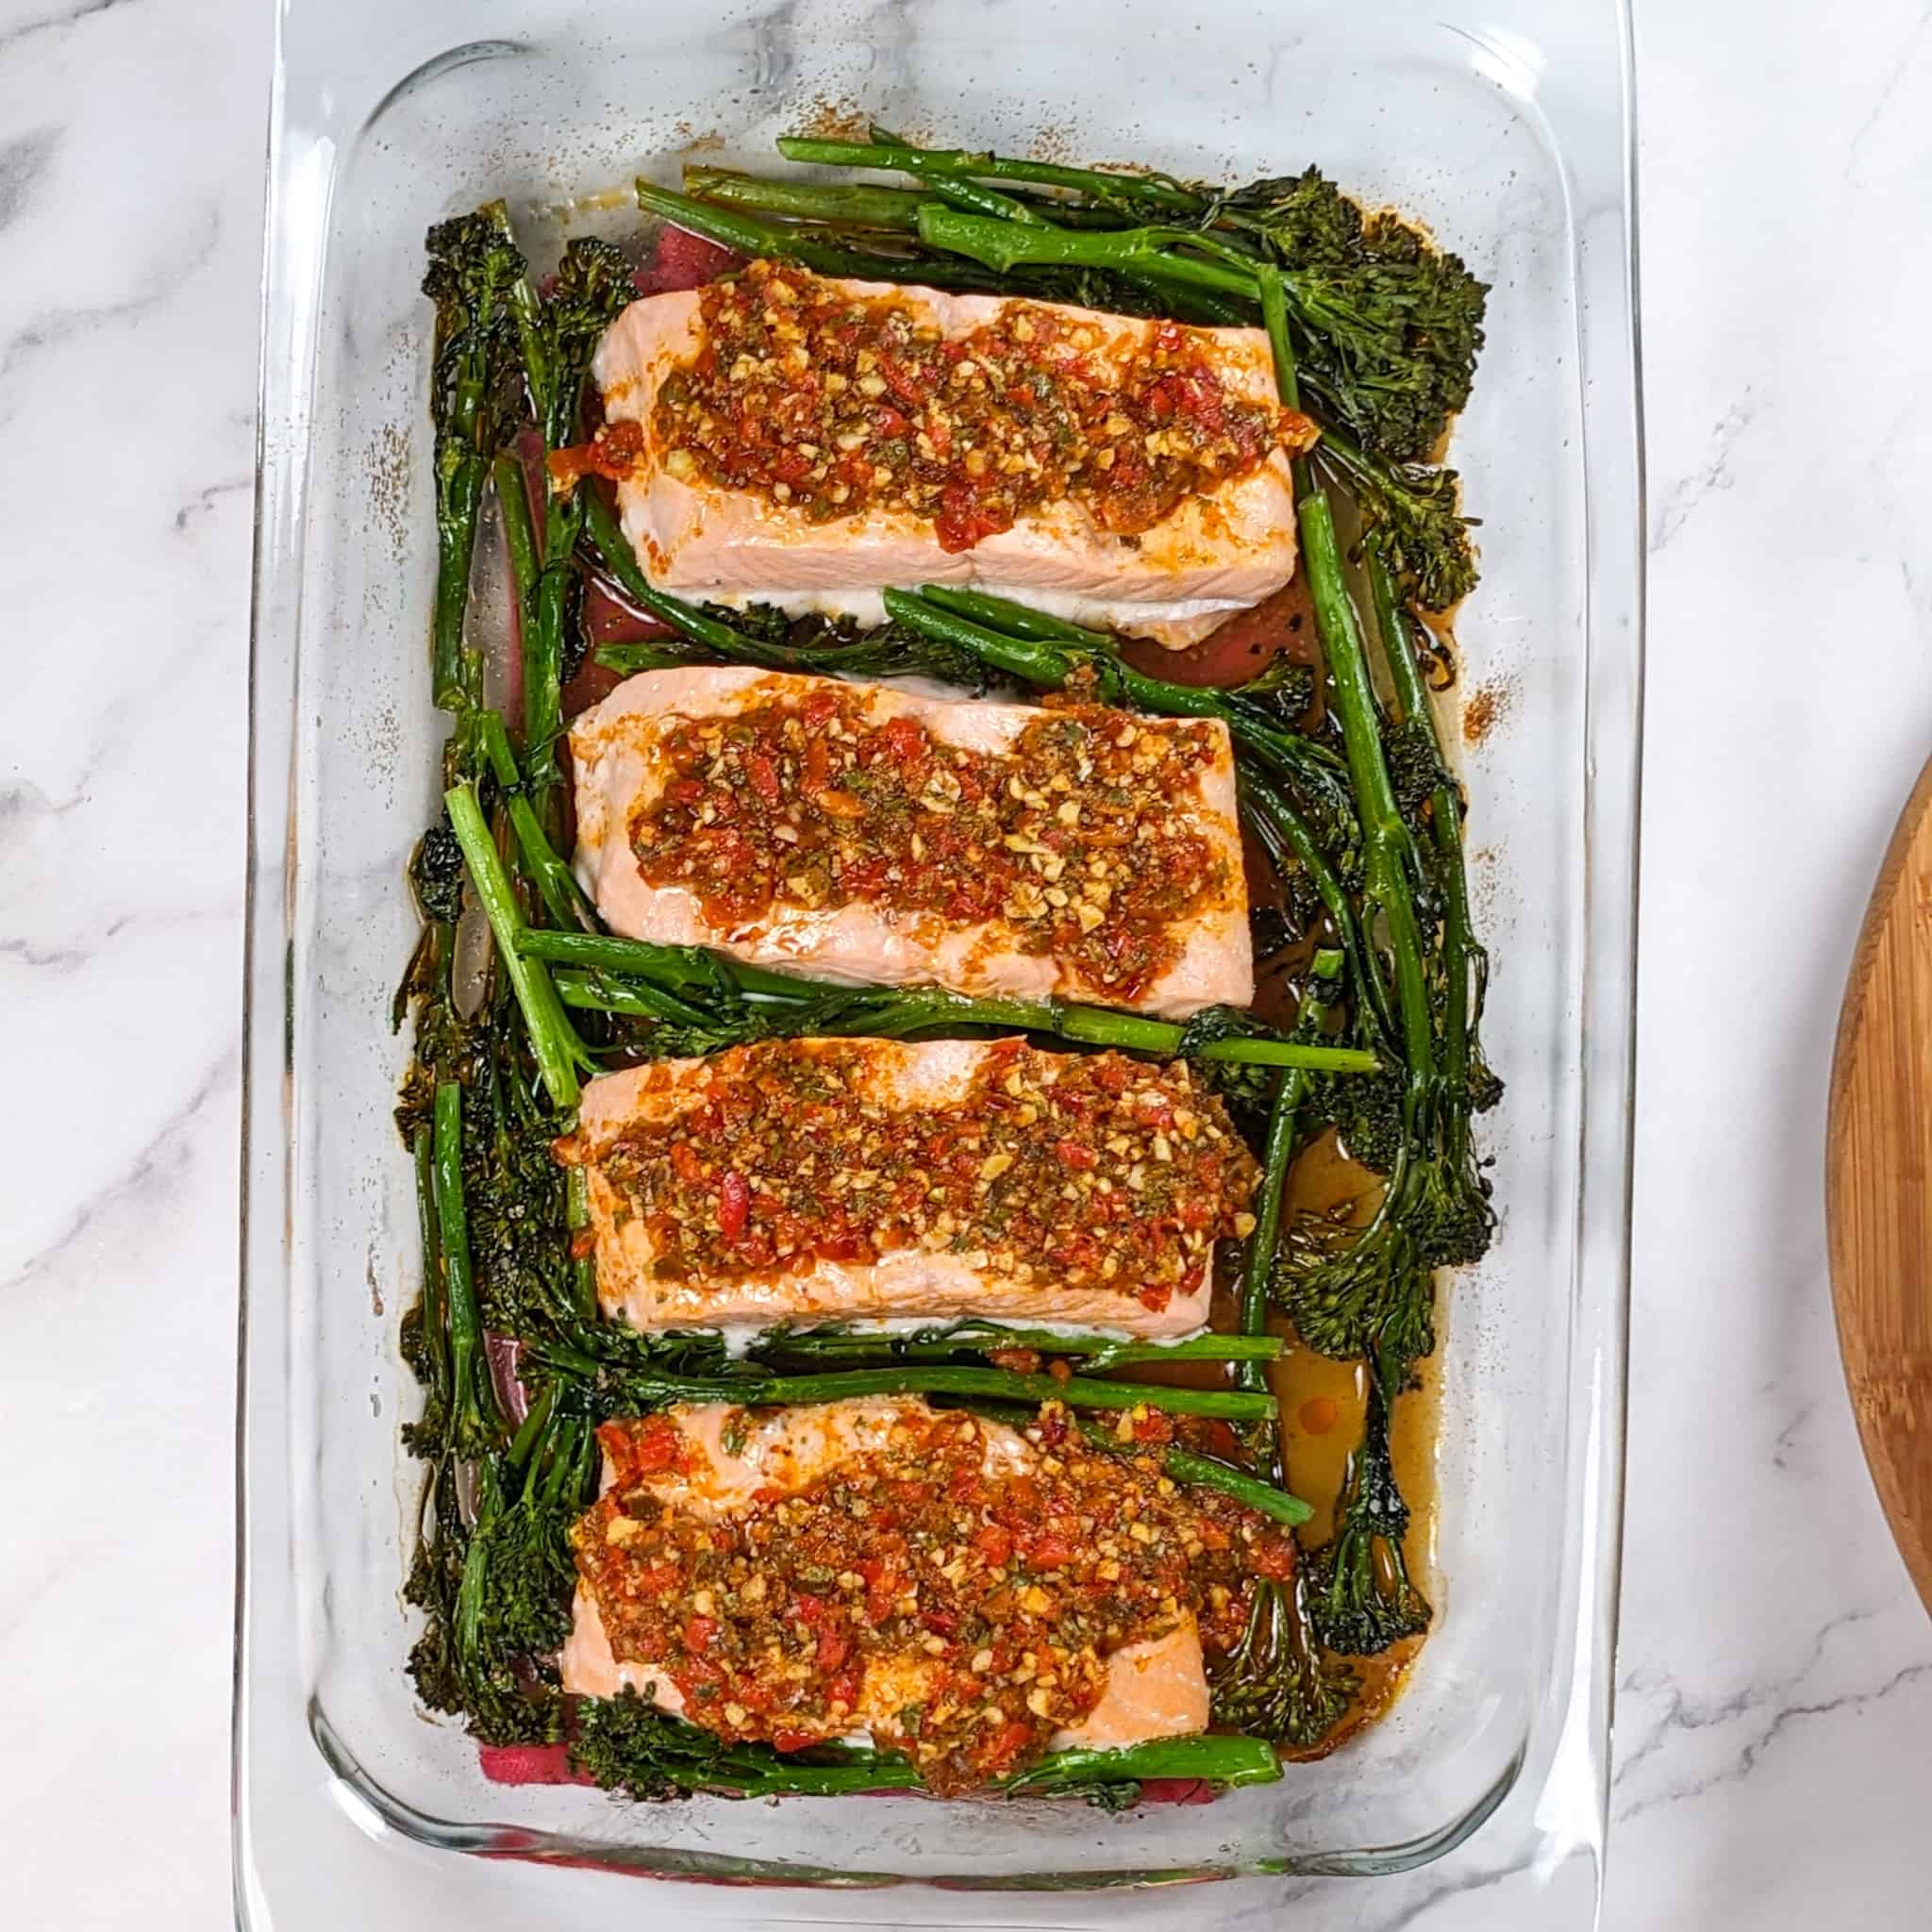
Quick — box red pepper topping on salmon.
[564,1398,1292,1792]
[650,260,1312,552]
[628,682,1229,1007]
[571,668,1253,1018]
[589,270,1311,647]
[557,1037,1260,1336]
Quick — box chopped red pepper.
[630,685,1230,1005]
[717,1170,751,1241]
[652,259,1311,545]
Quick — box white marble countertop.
[5,0,1931,1924]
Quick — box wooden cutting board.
[1827,751,1932,1618]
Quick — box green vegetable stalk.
[573,1689,1281,1802]
[422,213,525,710]
[442,781,585,1109]
[475,708,595,932]
[635,180,1001,291]
[522,924,1377,1075]
[536,1351,1279,1424]
[432,1080,499,1456]
[756,1321,1284,1373]
[493,211,633,783]
[1209,959,1358,1749]
[1305,1339,1430,1656]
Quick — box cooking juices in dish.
[396,129,1497,1806]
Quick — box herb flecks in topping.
[630,684,1231,1003]
[574,1402,1295,1792]
[651,260,1310,550]
[572,1038,1259,1310]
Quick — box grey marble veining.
[4,0,1931,1925]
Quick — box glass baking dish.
[233,0,1641,1922]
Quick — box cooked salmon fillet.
[570,667,1253,1017]
[552,1035,1259,1337]
[560,1399,1212,1767]
[557,1035,1259,1336]
[591,272,1303,647]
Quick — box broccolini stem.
[915,585,1114,648]
[589,1361,1276,1422]
[914,206,1257,305]
[684,165,931,231]
[1235,965,1340,1391]
[634,181,1000,290]
[1000,1407,1309,1525]
[486,207,570,779]
[1368,544,1473,1140]
[525,927,1377,1072]
[759,1323,1284,1370]
[443,782,583,1109]
[1162,1446,1312,1527]
[432,1080,496,1446]
[431,454,488,714]
[1259,301,1434,1102]
[1296,494,1435,1101]
[878,587,1082,686]
[513,925,803,998]
[475,709,595,932]
[1238,779,1393,1052]
[505,1377,558,1472]
[452,1455,498,1669]
[411,1123,450,1415]
[875,153,1051,228]
[425,214,524,712]
[685,163,1132,235]
[565,1166,598,1324]
[551,968,721,1027]
[492,450,540,608]
[775,135,1208,217]
[710,1757,924,1797]
[1236,1074,1298,1391]
[1000,1732,1282,1793]
[598,1728,1280,1800]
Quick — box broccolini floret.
[1306,1348,1432,1657]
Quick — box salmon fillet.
[570,667,1253,1017]
[591,275,1301,648]
[558,1036,1260,1337]
[560,1399,1212,1764]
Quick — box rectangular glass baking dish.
[233,1,1641,1923]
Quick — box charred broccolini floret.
[1306,1346,1432,1657]
[1211,1570,1358,1751]
[422,213,526,712]
[1252,311,1496,1364]
[406,1395,596,1746]
[1211,166,1487,466]
[1208,961,1362,1750]
[1315,428,1480,614]
[497,226,635,775]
